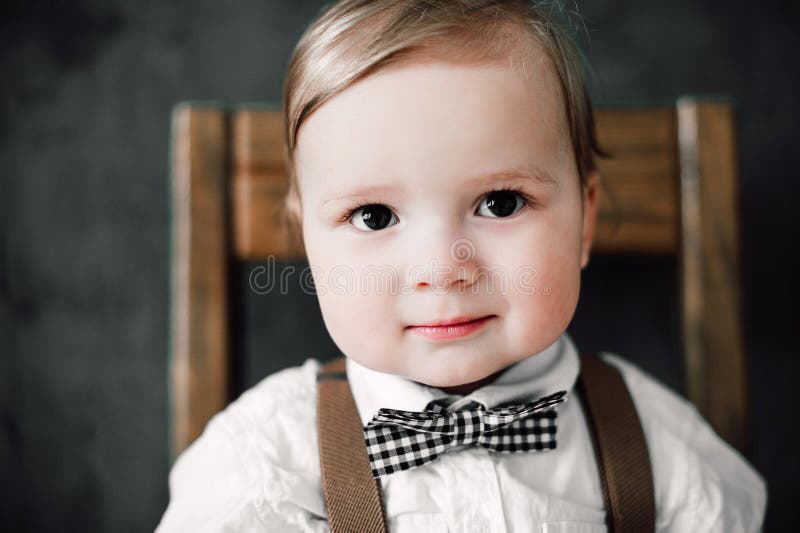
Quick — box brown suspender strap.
[317,357,388,533]
[317,354,654,532]
[577,353,656,532]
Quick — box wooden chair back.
[168,98,748,459]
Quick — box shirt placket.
[441,403,509,533]
[476,449,508,533]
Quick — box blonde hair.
[281,0,602,227]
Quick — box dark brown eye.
[350,204,398,231]
[476,190,526,218]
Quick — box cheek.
[499,217,583,345]
[307,234,401,372]
[512,241,579,298]
[317,290,399,373]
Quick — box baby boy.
[157,1,766,531]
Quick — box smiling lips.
[407,315,495,340]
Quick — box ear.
[285,191,302,223]
[580,171,601,269]
[283,185,303,226]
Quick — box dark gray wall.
[1,1,797,531]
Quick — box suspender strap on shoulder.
[577,353,656,532]
[316,357,388,533]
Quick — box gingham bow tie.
[363,390,567,478]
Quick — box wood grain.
[231,109,305,261]
[169,105,230,460]
[677,99,748,452]
[593,106,680,254]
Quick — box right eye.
[348,203,399,232]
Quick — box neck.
[433,366,510,396]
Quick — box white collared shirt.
[156,332,766,532]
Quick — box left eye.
[476,190,528,218]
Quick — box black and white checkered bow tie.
[363,390,567,478]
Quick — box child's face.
[294,42,599,389]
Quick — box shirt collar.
[346,331,580,427]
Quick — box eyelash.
[338,199,379,224]
[337,186,535,224]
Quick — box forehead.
[294,40,573,200]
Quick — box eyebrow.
[319,165,558,214]
[466,165,559,189]
[320,183,403,215]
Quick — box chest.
[375,400,607,532]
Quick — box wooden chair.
[168,98,748,461]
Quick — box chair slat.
[677,100,747,452]
[593,106,679,254]
[232,109,305,260]
[230,106,682,260]
[169,105,231,460]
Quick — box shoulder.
[599,352,767,532]
[156,358,328,533]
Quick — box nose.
[408,233,481,292]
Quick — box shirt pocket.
[541,521,607,533]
